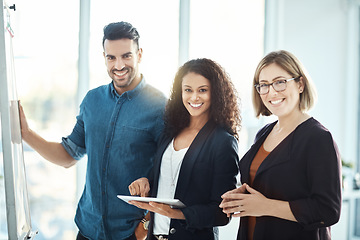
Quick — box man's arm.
[134,212,150,240]
[19,103,77,168]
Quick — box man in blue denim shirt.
[19,22,166,240]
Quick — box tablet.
[117,195,186,208]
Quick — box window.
[2,1,265,239]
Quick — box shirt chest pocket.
[113,125,156,157]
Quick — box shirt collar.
[109,75,146,100]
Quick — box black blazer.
[147,121,239,240]
[238,118,342,240]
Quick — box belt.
[154,234,169,240]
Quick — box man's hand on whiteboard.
[18,101,31,140]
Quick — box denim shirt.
[61,78,166,240]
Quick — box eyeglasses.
[255,77,299,95]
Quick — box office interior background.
[0,0,359,239]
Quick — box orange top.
[247,144,270,240]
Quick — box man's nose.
[115,59,125,70]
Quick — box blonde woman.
[220,50,341,240]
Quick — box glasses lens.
[273,80,287,92]
[255,85,261,94]
[256,85,267,94]
[256,84,268,94]
[260,86,268,94]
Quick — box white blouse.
[153,139,188,235]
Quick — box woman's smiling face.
[182,72,211,121]
[259,63,303,118]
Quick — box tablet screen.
[117,195,186,208]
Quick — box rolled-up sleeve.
[61,107,87,160]
[61,136,86,160]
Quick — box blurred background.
[1,0,359,239]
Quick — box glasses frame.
[255,77,299,95]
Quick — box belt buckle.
[156,235,168,240]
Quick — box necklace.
[169,142,186,187]
[170,151,183,187]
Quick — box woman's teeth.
[271,99,283,105]
[190,103,202,107]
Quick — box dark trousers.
[76,231,137,240]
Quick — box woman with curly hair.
[128,58,241,240]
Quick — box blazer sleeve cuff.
[289,199,334,230]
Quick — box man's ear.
[137,48,143,63]
[103,52,107,65]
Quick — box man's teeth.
[115,71,127,77]
[190,103,202,107]
[271,99,283,105]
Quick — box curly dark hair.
[165,58,241,139]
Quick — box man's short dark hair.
[102,21,140,50]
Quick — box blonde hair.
[252,50,317,117]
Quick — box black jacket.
[238,118,342,240]
[147,121,239,240]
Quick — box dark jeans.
[76,231,137,240]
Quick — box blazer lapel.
[240,123,275,184]
[257,118,313,177]
[240,121,293,184]
[240,139,263,184]
[255,132,293,178]
[174,120,216,199]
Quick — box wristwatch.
[141,218,150,230]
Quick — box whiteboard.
[0,1,36,239]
